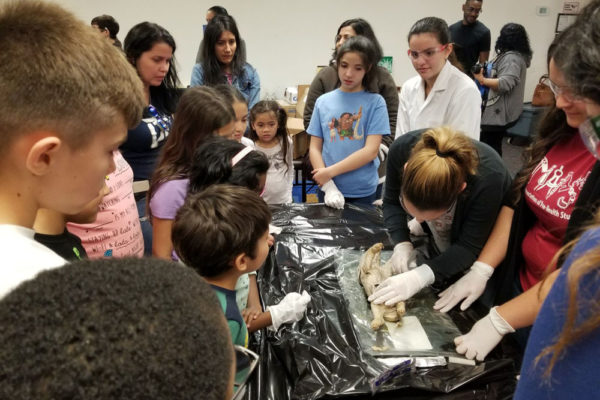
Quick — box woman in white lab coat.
[397,17,481,140]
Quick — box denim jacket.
[190,63,260,109]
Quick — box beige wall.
[54,0,572,102]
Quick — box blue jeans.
[317,190,377,210]
[136,197,153,256]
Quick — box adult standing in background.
[91,14,122,49]
[475,23,532,156]
[449,0,490,77]
[397,17,481,140]
[122,22,181,255]
[304,18,398,146]
[191,15,260,109]
[195,6,234,64]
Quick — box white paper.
[385,316,433,351]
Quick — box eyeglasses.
[542,76,582,103]
[407,44,448,60]
[232,345,259,400]
[147,104,172,133]
[465,6,482,14]
[579,115,600,161]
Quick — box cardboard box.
[296,84,310,120]
[287,117,308,159]
[277,99,296,118]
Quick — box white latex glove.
[267,290,311,331]
[407,217,425,236]
[454,306,515,361]
[368,264,435,305]
[390,242,414,274]
[321,180,345,209]
[434,261,494,313]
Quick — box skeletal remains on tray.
[358,243,406,330]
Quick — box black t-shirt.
[120,105,173,182]
[449,20,491,76]
[34,229,88,261]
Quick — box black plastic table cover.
[245,203,517,400]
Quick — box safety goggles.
[407,44,448,60]
[542,76,582,103]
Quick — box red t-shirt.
[520,133,595,291]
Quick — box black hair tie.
[436,148,452,158]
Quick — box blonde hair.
[402,127,478,210]
[535,210,600,379]
[0,1,145,156]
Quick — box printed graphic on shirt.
[525,156,591,221]
[143,114,172,149]
[328,106,364,142]
[263,148,287,172]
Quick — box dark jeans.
[480,120,518,157]
[136,196,153,256]
[317,190,377,210]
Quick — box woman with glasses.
[368,126,511,306]
[303,18,398,145]
[475,23,532,156]
[396,17,481,140]
[449,23,600,364]
[121,22,181,255]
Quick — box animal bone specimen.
[358,243,406,330]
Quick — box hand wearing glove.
[267,290,311,331]
[454,306,515,361]
[434,261,494,313]
[390,242,414,274]
[321,180,345,209]
[368,264,435,305]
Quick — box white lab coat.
[396,61,481,140]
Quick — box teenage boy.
[0,1,145,297]
[0,257,235,400]
[173,184,310,345]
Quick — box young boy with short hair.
[0,1,145,297]
[0,257,235,400]
[173,184,310,345]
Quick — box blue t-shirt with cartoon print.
[307,89,389,197]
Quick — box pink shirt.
[67,151,144,258]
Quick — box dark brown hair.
[172,184,271,278]
[249,100,290,171]
[148,86,234,218]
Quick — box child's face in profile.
[246,229,271,273]
[66,182,110,224]
[232,101,249,143]
[42,120,124,216]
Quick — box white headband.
[231,146,254,166]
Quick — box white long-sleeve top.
[396,60,481,140]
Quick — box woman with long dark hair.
[304,18,398,145]
[121,22,181,254]
[475,23,533,155]
[190,15,260,109]
[450,21,600,370]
